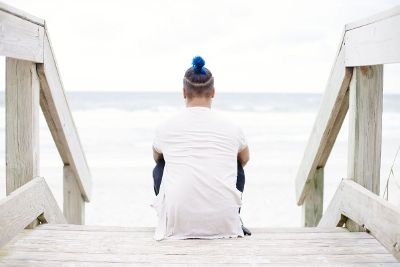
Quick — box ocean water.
[0,92,399,227]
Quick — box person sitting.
[151,56,250,240]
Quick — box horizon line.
[0,90,399,95]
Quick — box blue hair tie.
[192,56,207,75]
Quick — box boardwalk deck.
[0,224,397,266]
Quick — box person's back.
[152,56,250,240]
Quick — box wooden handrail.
[295,5,400,206]
[37,29,92,202]
[0,3,44,62]
[0,178,66,248]
[1,1,91,225]
[295,34,352,205]
[345,6,400,66]
[319,179,400,260]
[0,1,92,202]
[0,1,44,26]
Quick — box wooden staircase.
[1,2,400,266]
[1,225,398,266]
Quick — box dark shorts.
[152,159,245,196]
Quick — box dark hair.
[183,56,214,98]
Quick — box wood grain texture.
[0,10,44,62]
[37,30,92,201]
[345,13,400,66]
[0,225,397,265]
[302,168,324,227]
[0,262,398,267]
[347,66,383,193]
[63,165,85,224]
[6,58,40,195]
[346,65,382,234]
[319,179,400,261]
[295,34,353,205]
[35,224,348,233]
[0,178,66,248]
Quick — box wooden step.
[0,224,397,266]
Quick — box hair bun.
[192,56,206,74]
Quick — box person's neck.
[186,97,212,108]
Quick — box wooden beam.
[345,6,400,31]
[63,165,85,224]
[37,31,92,202]
[319,179,400,261]
[302,168,324,227]
[346,65,383,232]
[0,177,66,248]
[0,1,45,26]
[347,66,383,193]
[0,10,44,62]
[345,12,400,66]
[6,58,40,195]
[318,90,349,165]
[295,34,353,205]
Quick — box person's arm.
[238,146,250,167]
[153,147,163,163]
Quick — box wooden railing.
[296,5,400,228]
[319,179,400,260]
[0,1,91,224]
[0,178,65,247]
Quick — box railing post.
[347,65,383,231]
[302,167,324,227]
[6,58,40,194]
[63,165,85,224]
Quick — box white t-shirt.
[152,106,247,240]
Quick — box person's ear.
[183,88,187,99]
[211,88,215,98]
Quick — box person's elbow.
[238,146,250,167]
[153,147,163,163]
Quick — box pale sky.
[1,0,400,92]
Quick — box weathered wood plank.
[346,65,383,232]
[37,30,92,201]
[345,6,400,31]
[0,10,44,62]
[1,229,395,264]
[14,229,372,241]
[35,224,348,233]
[319,179,400,261]
[5,230,379,247]
[0,250,396,264]
[295,34,353,205]
[0,1,44,26]
[11,230,378,246]
[318,89,349,165]
[2,225,396,264]
[2,239,389,256]
[302,167,324,227]
[6,58,40,194]
[63,165,85,224]
[0,178,66,248]
[347,66,383,193]
[0,261,397,267]
[345,13,400,66]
